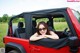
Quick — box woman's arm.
[30,33,44,41]
[45,31,59,39]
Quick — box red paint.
[4,36,71,53]
[4,36,30,53]
[4,36,80,53]
[67,8,80,39]
[3,7,80,53]
[9,26,13,37]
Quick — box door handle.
[35,48,40,50]
[34,47,40,51]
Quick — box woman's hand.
[40,35,51,38]
[44,35,50,38]
[39,35,47,38]
[44,35,59,39]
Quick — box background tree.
[0,17,2,22]
[2,14,9,22]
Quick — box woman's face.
[39,24,47,35]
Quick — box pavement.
[0,48,5,53]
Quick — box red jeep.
[3,7,80,53]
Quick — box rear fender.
[5,42,26,53]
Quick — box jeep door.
[28,8,80,53]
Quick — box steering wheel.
[62,28,69,37]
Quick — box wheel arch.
[5,42,26,53]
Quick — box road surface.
[0,48,5,53]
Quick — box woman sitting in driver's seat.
[30,21,59,41]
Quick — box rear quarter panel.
[4,36,30,53]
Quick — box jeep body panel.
[3,7,80,53]
[4,36,29,53]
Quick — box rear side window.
[12,18,25,32]
[36,18,49,24]
[12,18,26,38]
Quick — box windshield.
[71,10,80,23]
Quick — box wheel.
[8,50,19,53]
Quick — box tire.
[8,50,19,53]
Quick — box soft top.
[10,7,68,22]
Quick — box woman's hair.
[37,21,51,35]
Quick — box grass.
[54,22,68,31]
[0,23,8,48]
[0,22,68,48]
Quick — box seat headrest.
[18,22,24,28]
[32,21,36,27]
[47,21,51,26]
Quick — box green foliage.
[0,14,25,23]
[54,22,68,31]
[0,17,2,22]
[54,18,66,22]
[0,14,66,23]
[0,22,68,47]
[36,18,49,23]
[0,23,8,48]
[0,14,11,23]
[2,14,8,22]
[12,18,25,23]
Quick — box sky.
[0,0,80,17]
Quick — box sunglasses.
[38,28,46,31]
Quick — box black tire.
[8,50,19,53]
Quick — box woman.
[30,21,59,41]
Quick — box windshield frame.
[71,9,80,23]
